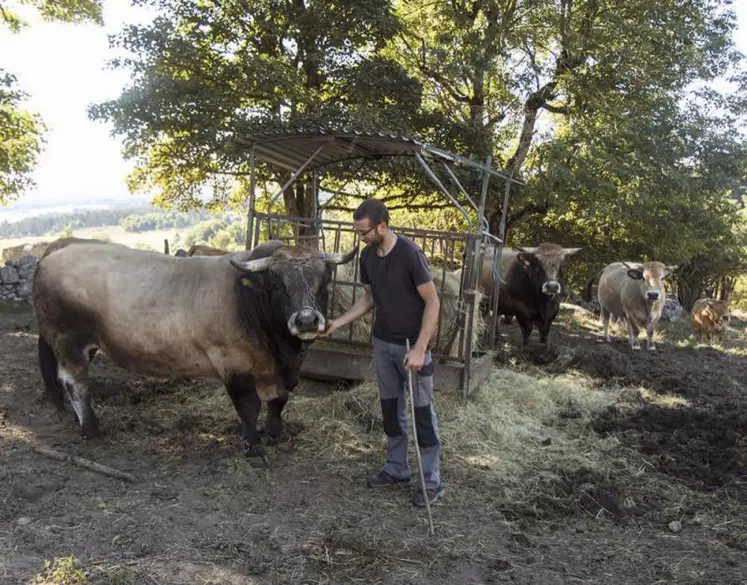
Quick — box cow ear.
[664,264,679,278]
[517,253,532,266]
[627,269,644,280]
[320,247,359,265]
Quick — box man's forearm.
[415,297,440,350]
[333,290,374,327]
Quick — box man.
[321,199,444,508]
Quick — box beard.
[367,233,385,247]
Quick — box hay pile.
[326,264,485,357]
[287,368,627,515]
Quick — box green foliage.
[89,0,421,212]
[90,0,747,300]
[119,209,214,232]
[0,207,151,238]
[181,218,228,248]
[0,72,45,204]
[1,0,103,31]
[32,555,87,584]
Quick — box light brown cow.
[690,298,730,344]
[187,244,230,257]
[32,237,357,465]
[597,261,678,350]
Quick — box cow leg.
[515,313,533,346]
[57,354,100,439]
[538,322,552,344]
[625,318,641,350]
[224,374,268,467]
[600,306,611,342]
[645,320,657,351]
[264,395,289,445]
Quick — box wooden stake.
[32,445,137,483]
[405,339,435,536]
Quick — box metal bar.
[245,147,256,250]
[415,154,473,234]
[267,143,328,213]
[488,170,514,349]
[422,145,526,186]
[441,163,479,212]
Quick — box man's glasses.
[355,225,377,237]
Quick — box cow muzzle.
[288,307,326,340]
[542,281,561,296]
[646,291,660,301]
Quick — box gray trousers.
[372,336,442,489]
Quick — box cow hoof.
[264,430,286,446]
[81,423,102,439]
[242,443,270,469]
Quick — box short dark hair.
[353,199,389,225]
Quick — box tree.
[392,0,746,234]
[90,0,422,219]
[0,0,104,204]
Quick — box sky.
[0,0,156,208]
[1,0,747,212]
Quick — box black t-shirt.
[360,235,432,345]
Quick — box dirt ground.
[1,305,746,585]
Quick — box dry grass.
[286,367,627,518]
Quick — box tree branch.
[541,103,570,114]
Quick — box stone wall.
[0,255,39,304]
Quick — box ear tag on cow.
[241,277,253,288]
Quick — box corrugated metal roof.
[233,127,524,185]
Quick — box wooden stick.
[32,445,138,483]
[405,339,436,536]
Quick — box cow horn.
[516,246,537,255]
[563,247,584,256]
[320,247,359,265]
[230,257,273,273]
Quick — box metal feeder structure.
[235,129,524,398]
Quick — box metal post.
[488,170,514,348]
[311,170,320,249]
[245,147,256,250]
[463,156,492,399]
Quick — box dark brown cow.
[475,243,583,345]
[32,238,356,465]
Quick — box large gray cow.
[32,237,357,465]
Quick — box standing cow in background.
[475,242,584,345]
[597,261,678,350]
[32,237,357,466]
[690,298,731,344]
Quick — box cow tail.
[38,337,64,410]
[582,275,597,302]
